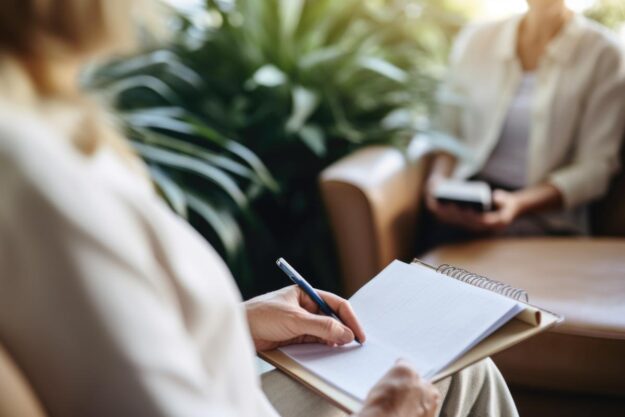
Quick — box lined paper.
[280,260,523,401]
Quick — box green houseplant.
[89,0,462,297]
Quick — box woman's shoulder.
[450,15,521,63]
[0,102,91,181]
[565,16,625,78]
[0,104,146,220]
[575,16,624,56]
[0,104,65,175]
[0,103,148,191]
[0,105,88,227]
[460,15,518,39]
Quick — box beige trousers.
[261,359,519,417]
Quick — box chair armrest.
[320,136,433,295]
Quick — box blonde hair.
[0,0,137,59]
[0,0,149,160]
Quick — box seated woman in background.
[0,1,518,417]
[422,0,625,250]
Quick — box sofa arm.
[320,136,433,296]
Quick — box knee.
[440,359,517,417]
[260,368,287,388]
[457,358,500,388]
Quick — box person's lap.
[416,207,574,256]
[261,358,519,417]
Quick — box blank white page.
[280,260,523,401]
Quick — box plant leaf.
[187,119,280,192]
[299,124,326,157]
[134,127,258,182]
[123,110,196,134]
[100,50,203,87]
[131,141,248,208]
[105,75,183,105]
[286,86,319,133]
[279,0,305,39]
[299,45,346,70]
[124,110,280,193]
[357,57,408,83]
[148,164,188,218]
[251,64,288,87]
[185,191,244,262]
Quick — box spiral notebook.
[259,259,563,413]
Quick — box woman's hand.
[427,196,486,231]
[244,286,366,352]
[357,360,440,417]
[426,189,523,232]
[424,173,488,231]
[424,175,479,229]
[476,189,523,231]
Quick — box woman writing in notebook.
[422,0,625,248]
[0,1,518,417]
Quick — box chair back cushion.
[0,343,47,417]
[591,136,625,236]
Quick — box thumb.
[298,313,355,345]
[492,189,508,205]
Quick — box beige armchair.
[320,136,625,414]
[320,137,434,296]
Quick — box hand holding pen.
[244,259,366,351]
[276,258,363,344]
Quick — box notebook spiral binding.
[435,264,529,302]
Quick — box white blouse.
[438,14,625,232]
[0,105,279,417]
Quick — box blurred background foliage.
[88,0,625,298]
[89,0,465,298]
[584,0,625,30]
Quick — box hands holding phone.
[426,177,523,232]
[425,172,563,233]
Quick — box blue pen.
[276,258,361,344]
